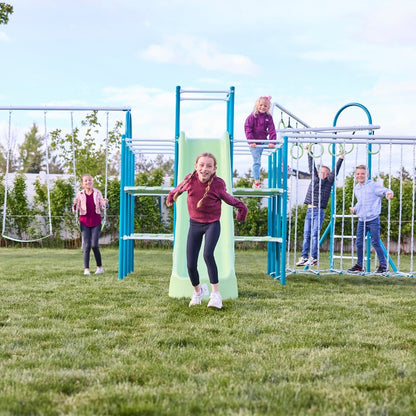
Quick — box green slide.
[168,133,239,300]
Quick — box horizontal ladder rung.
[234,236,282,243]
[124,186,172,195]
[232,187,284,196]
[122,233,282,243]
[123,233,174,241]
[124,186,284,197]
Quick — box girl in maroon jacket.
[167,153,248,309]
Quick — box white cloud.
[140,35,259,75]
[356,0,416,45]
[0,32,10,42]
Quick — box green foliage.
[233,176,268,240]
[49,111,123,182]
[135,168,169,233]
[18,123,44,173]
[0,2,13,24]
[4,174,31,238]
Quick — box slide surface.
[168,133,238,299]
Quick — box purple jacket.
[244,112,277,145]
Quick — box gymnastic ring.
[367,142,380,155]
[290,143,304,159]
[308,143,324,158]
[327,143,344,157]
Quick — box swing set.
[0,106,130,243]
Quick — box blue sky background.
[1,0,416,176]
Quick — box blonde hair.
[172,152,217,208]
[252,96,272,115]
[355,164,367,171]
[81,173,93,182]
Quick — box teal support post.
[280,136,289,285]
[267,152,277,276]
[118,110,133,280]
[118,134,127,280]
[227,86,235,176]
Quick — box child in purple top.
[244,96,276,188]
[73,174,108,275]
[167,152,247,309]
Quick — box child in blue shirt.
[348,165,393,274]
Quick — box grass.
[1,247,416,415]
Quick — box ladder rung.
[124,186,172,195]
[234,236,282,243]
[123,233,174,241]
[232,187,284,196]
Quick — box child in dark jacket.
[296,145,344,267]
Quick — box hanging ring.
[308,143,324,158]
[327,143,344,157]
[290,143,304,159]
[367,142,380,155]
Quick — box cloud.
[0,32,10,42]
[356,0,416,45]
[140,35,259,75]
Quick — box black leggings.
[186,219,220,287]
[81,223,102,269]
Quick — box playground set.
[2,87,416,297]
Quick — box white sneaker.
[189,284,208,307]
[95,267,104,274]
[207,291,222,309]
[84,269,90,275]
[296,257,308,266]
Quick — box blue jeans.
[81,223,102,269]
[186,219,221,287]
[356,217,386,267]
[250,146,264,181]
[301,207,325,259]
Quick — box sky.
[1,0,416,177]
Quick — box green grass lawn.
[1,247,416,415]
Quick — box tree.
[0,2,13,25]
[19,123,44,173]
[49,111,122,185]
[0,131,19,174]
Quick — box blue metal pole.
[118,134,127,280]
[174,86,181,187]
[267,154,273,275]
[228,86,235,177]
[280,136,288,285]
[172,86,181,244]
